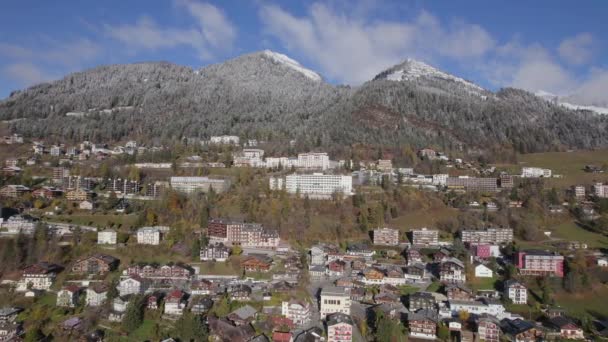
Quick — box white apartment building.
[573,185,585,198]
[266,157,298,169]
[170,176,230,194]
[461,227,514,244]
[594,183,608,198]
[504,280,527,304]
[209,135,240,145]
[411,228,439,246]
[449,299,507,319]
[136,226,168,245]
[320,286,351,319]
[0,215,36,235]
[432,174,449,186]
[298,152,330,170]
[118,276,145,296]
[521,167,552,178]
[280,173,353,199]
[281,300,312,326]
[97,230,117,245]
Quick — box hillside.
[1,52,607,153]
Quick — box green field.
[555,286,608,318]
[468,276,498,291]
[496,149,608,188]
[550,220,608,248]
[48,213,140,230]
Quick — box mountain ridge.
[1,50,607,154]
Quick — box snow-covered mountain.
[261,50,322,82]
[535,90,608,115]
[373,58,487,97]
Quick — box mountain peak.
[259,50,322,82]
[374,58,486,95]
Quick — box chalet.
[445,284,474,301]
[191,296,214,314]
[147,295,160,310]
[164,290,187,316]
[384,266,405,285]
[350,258,367,271]
[78,200,95,210]
[440,258,466,284]
[409,292,436,311]
[474,263,493,278]
[327,260,347,277]
[546,316,584,340]
[500,319,544,342]
[272,331,293,342]
[109,296,131,322]
[404,263,426,281]
[208,316,256,342]
[374,292,399,304]
[57,285,81,308]
[227,305,258,326]
[71,254,119,275]
[86,284,109,307]
[118,275,147,296]
[66,189,92,201]
[272,281,294,293]
[200,243,230,262]
[242,255,273,273]
[0,185,30,198]
[407,248,423,265]
[335,277,354,288]
[32,186,63,199]
[477,314,500,342]
[408,309,438,339]
[191,279,217,295]
[346,243,374,259]
[282,300,312,326]
[433,248,451,262]
[362,267,385,285]
[17,262,62,292]
[230,284,252,301]
[126,263,192,280]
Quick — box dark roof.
[500,318,535,335]
[327,312,353,326]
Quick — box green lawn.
[397,285,421,296]
[496,149,608,189]
[555,286,608,318]
[48,213,139,230]
[468,276,498,291]
[195,261,239,276]
[426,281,442,293]
[550,221,608,249]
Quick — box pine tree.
[123,295,145,332]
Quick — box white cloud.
[259,3,494,84]
[558,33,595,65]
[104,1,236,60]
[2,63,57,86]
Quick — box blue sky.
[1,0,607,103]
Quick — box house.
[125,263,192,280]
[320,286,351,319]
[118,275,147,296]
[407,248,423,265]
[0,320,22,341]
[109,296,131,322]
[71,254,119,275]
[446,284,474,302]
[408,309,437,339]
[309,245,327,266]
[477,314,500,342]
[293,327,324,342]
[227,305,258,326]
[57,285,80,308]
[0,185,30,198]
[191,296,214,314]
[434,248,451,262]
[449,299,506,318]
[242,255,273,272]
[327,260,347,277]
[404,263,426,281]
[282,300,312,326]
[164,290,187,316]
[474,263,493,278]
[78,200,95,210]
[200,243,230,262]
[136,226,166,245]
[66,189,92,201]
[326,313,353,342]
[362,267,385,285]
[16,262,62,291]
[147,295,160,310]
[547,316,584,340]
[374,292,400,304]
[191,279,217,295]
[504,279,527,304]
[500,319,544,342]
[230,284,252,301]
[346,243,374,259]
[32,186,63,199]
[86,284,109,307]
[440,258,466,284]
[97,230,117,245]
[409,292,436,312]
[597,257,608,267]
[272,331,293,342]
[208,316,256,342]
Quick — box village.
[0,134,608,341]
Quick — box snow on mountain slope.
[261,50,322,82]
[535,90,608,115]
[383,59,484,92]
